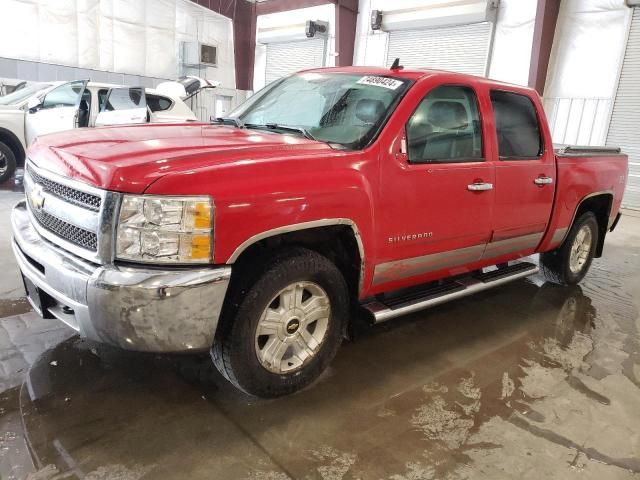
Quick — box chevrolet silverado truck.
[11,66,628,397]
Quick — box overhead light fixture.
[370,9,383,30]
[306,20,328,38]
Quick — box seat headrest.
[428,101,468,130]
[355,99,385,124]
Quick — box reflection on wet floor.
[2,261,638,479]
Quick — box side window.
[103,88,145,111]
[406,85,483,164]
[41,81,85,109]
[98,89,109,111]
[490,90,543,159]
[147,94,173,112]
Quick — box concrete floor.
[1,175,639,479]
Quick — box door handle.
[467,182,493,191]
[534,176,553,185]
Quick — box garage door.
[607,8,640,210]
[265,38,326,85]
[386,22,492,76]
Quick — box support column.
[233,1,257,90]
[528,0,561,94]
[334,0,358,67]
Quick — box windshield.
[0,83,51,106]
[228,72,411,149]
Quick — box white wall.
[488,0,537,86]
[253,4,336,91]
[543,0,632,145]
[0,0,235,89]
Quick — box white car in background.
[0,79,199,183]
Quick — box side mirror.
[27,96,42,113]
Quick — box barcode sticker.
[356,76,404,90]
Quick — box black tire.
[211,248,349,397]
[540,212,599,285]
[0,141,17,184]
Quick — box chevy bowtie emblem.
[30,184,45,210]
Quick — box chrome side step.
[363,261,539,323]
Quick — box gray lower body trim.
[373,232,543,287]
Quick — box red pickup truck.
[12,66,628,397]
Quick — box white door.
[386,22,492,76]
[25,80,88,145]
[265,38,326,85]
[215,95,233,118]
[607,8,640,210]
[95,87,148,126]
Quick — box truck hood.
[28,123,334,193]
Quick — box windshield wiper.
[211,116,244,128]
[245,123,317,141]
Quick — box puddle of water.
[0,298,31,318]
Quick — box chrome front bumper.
[11,200,232,353]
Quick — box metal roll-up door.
[265,38,326,85]
[607,8,640,210]
[386,22,492,76]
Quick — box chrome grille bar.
[26,163,102,211]
[24,160,118,264]
[30,206,98,250]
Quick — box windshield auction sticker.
[357,76,403,90]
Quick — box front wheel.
[211,248,349,397]
[0,142,17,184]
[540,212,599,285]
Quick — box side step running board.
[363,261,539,323]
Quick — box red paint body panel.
[27,67,629,300]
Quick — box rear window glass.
[490,90,543,159]
[147,95,172,112]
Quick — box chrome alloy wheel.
[0,151,6,177]
[255,281,331,374]
[569,225,593,274]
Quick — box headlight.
[116,195,213,264]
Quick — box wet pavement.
[0,172,639,478]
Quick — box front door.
[485,89,555,260]
[25,80,88,145]
[375,83,495,292]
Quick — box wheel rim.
[569,225,592,274]
[0,151,6,176]
[254,281,331,374]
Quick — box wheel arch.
[0,127,26,167]
[570,191,613,258]
[227,219,365,299]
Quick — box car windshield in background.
[0,83,51,106]
[228,73,411,149]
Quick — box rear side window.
[490,90,543,159]
[147,94,172,112]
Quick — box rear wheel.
[540,212,599,285]
[211,248,349,397]
[0,142,17,184]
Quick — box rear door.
[25,80,88,145]
[95,87,147,126]
[486,89,555,260]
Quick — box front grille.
[31,206,98,251]
[27,165,101,211]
